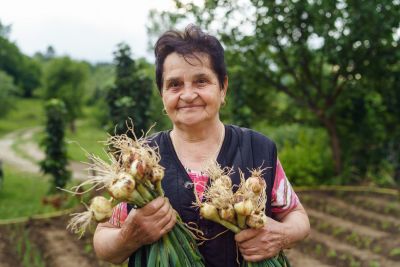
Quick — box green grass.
[31,106,109,163]
[0,165,56,219]
[0,165,84,220]
[0,98,44,137]
[65,118,108,162]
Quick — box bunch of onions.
[66,131,204,267]
[195,161,291,267]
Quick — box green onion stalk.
[66,131,204,267]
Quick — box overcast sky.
[0,0,174,63]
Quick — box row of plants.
[0,225,45,267]
[309,216,400,261]
[331,193,400,218]
[298,238,368,267]
[300,193,400,233]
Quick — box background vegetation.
[0,2,399,267]
[0,0,399,220]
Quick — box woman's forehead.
[163,52,213,74]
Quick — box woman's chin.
[174,116,211,128]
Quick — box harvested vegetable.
[66,130,204,267]
[195,161,291,267]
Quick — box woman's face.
[161,52,227,128]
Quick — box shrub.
[40,99,71,192]
[258,124,334,186]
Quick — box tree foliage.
[0,21,41,97]
[44,57,89,132]
[0,71,18,117]
[40,99,71,192]
[148,0,400,184]
[107,43,153,137]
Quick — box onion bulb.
[200,203,220,221]
[246,210,267,229]
[234,199,253,216]
[214,175,232,188]
[151,167,164,183]
[108,172,136,201]
[245,177,265,194]
[90,196,114,222]
[67,196,113,238]
[219,205,236,223]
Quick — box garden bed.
[0,188,398,267]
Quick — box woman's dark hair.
[154,24,227,93]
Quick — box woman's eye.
[168,81,181,89]
[196,79,208,86]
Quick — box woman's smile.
[161,52,227,127]
[178,104,205,110]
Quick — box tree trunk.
[322,117,342,176]
[70,120,76,133]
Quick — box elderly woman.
[93,25,310,267]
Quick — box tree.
[40,99,71,192]
[44,57,89,132]
[0,21,41,97]
[0,71,17,117]
[107,43,153,137]
[149,0,400,178]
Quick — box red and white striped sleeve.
[108,202,128,227]
[270,158,299,215]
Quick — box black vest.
[128,125,277,267]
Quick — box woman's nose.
[180,84,197,102]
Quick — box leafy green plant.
[15,228,45,267]
[44,57,89,132]
[40,99,71,192]
[0,70,17,117]
[106,43,153,137]
[372,245,382,254]
[314,244,322,256]
[327,249,337,258]
[389,247,400,257]
[368,261,380,267]
[258,124,334,185]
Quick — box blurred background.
[0,0,399,266]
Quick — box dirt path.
[36,229,93,267]
[27,217,112,267]
[0,228,21,267]
[0,128,87,180]
[285,248,334,267]
[0,129,41,173]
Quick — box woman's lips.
[178,105,204,109]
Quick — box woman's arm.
[93,197,176,264]
[275,202,310,248]
[235,203,310,262]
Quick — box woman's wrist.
[117,227,142,253]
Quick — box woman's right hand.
[119,197,176,249]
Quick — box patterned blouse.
[109,158,299,227]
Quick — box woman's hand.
[119,197,176,249]
[235,217,286,262]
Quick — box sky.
[0,0,175,63]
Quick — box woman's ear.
[221,76,228,102]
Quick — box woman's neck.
[171,120,224,143]
[170,120,225,171]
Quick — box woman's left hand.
[234,217,286,262]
